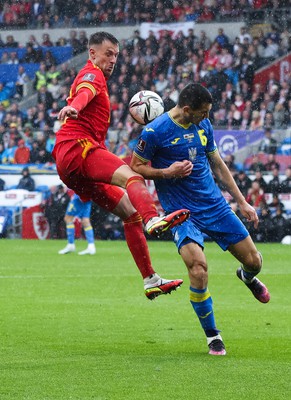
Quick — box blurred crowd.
[0,22,290,167]
[0,0,289,29]
[0,2,290,243]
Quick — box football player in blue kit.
[59,193,96,255]
[131,83,270,356]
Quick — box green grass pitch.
[0,239,290,400]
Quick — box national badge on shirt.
[82,73,96,82]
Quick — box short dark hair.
[89,31,119,46]
[178,83,212,110]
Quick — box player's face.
[89,40,119,78]
[184,103,212,125]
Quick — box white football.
[129,90,164,125]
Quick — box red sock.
[123,212,155,279]
[126,176,158,224]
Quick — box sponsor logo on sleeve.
[82,73,96,82]
[137,138,146,152]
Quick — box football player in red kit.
[52,31,191,299]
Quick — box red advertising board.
[253,53,291,89]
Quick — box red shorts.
[52,139,126,211]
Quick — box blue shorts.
[66,195,92,218]
[172,209,249,252]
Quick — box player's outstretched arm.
[209,150,259,228]
[58,88,95,121]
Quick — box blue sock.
[66,223,75,244]
[84,225,94,244]
[190,286,219,338]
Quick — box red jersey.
[56,60,110,145]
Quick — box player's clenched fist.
[58,106,78,121]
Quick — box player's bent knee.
[188,261,208,288]
[244,251,262,272]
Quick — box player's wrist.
[161,169,167,179]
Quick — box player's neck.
[169,106,190,127]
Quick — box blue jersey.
[133,112,249,250]
[133,112,230,221]
[66,193,92,218]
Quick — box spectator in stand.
[45,130,56,153]
[22,123,34,147]
[155,73,169,97]
[263,110,274,130]
[240,109,251,130]
[255,206,273,243]
[42,33,53,47]
[249,110,263,131]
[267,167,281,195]
[20,44,42,63]
[253,170,268,192]
[265,71,280,96]
[258,127,278,154]
[44,184,70,239]
[0,35,4,47]
[43,50,56,71]
[47,77,62,101]
[0,176,5,190]
[17,167,35,191]
[239,26,252,44]
[34,62,48,91]
[47,101,60,122]
[280,166,291,194]
[2,138,17,164]
[268,194,285,210]
[234,170,252,198]
[273,103,287,129]
[264,154,280,172]
[0,104,6,125]
[0,51,10,64]
[37,85,54,110]
[217,46,233,70]
[26,34,40,49]
[7,122,21,143]
[270,206,288,243]
[5,35,18,47]
[68,30,83,56]
[79,30,89,48]
[246,181,266,211]
[237,56,255,87]
[115,135,132,159]
[14,139,30,164]
[14,65,29,100]
[7,51,19,65]
[29,139,53,164]
[46,64,61,84]
[0,143,5,164]
[33,109,50,130]
[214,28,230,49]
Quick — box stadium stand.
[0,1,290,240]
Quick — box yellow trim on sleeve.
[132,151,150,164]
[76,82,96,96]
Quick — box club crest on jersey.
[137,138,146,152]
[82,73,96,82]
[188,147,197,162]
